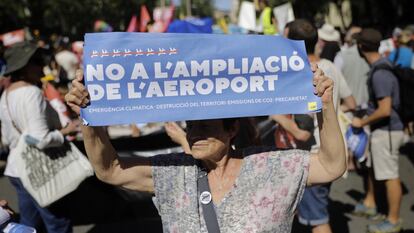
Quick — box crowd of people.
[276,21,414,233]
[0,8,414,233]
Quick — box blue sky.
[171,0,232,11]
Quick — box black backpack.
[369,60,414,127]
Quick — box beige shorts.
[367,129,404,181]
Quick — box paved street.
[1,143,414,233]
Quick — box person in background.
[0,199,13,227]
[256,0,277,35]
[270,114,316,152]
[334,26,370,109]
[0,199,13,215]
[0,41,78,233]
[406,25,414,60]
[0,42,8,170]
[0,42,9,96]
[352,28,404,233]
[316,23,341,62]
[388,29,414,69]
[286,19,356,233]
[283,21,293,37]
[333,26,371,170]
[1,199,37,232]
[54,37,80,84]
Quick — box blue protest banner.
[81,32,321,126]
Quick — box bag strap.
[197,161,221,233]
[4,90,22,135]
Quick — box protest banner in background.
[81,32,321,126]
[0,29,25,47]
[273,2,295,34]
[238,1,256,32]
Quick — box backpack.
[369,61,414,127]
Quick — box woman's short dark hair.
[287,19,318,54]
[320,41,341,62]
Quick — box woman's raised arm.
[307,64,347,185]
[65,70,154,193]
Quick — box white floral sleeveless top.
[151,149,310,233]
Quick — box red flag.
[127,15,138,32]
[139,5,151,32]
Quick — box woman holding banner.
[65,64,346,232]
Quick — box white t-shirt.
[0,86,64,177]
[334,45,370,107]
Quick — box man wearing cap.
[352,28,404,233]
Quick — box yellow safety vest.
[262,7,276,35]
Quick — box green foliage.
[1,0,413,40]
[0,0,155,40]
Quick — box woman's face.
[186,120,237,161]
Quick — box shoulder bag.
[5,90,94,207]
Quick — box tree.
[0,0,156,40]
[1,0,414,40]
